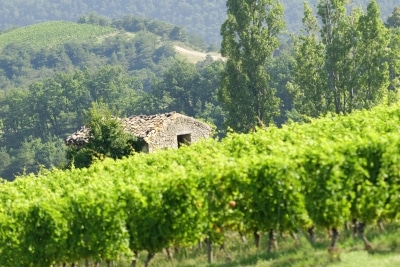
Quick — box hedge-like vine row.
[1,104,400,265]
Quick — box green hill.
[0,21,118,51]
[0,0,398,45]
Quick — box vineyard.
[0,21,117,51]
[1,103,400,266]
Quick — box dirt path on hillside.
[174,45,225,63]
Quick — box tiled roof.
[121,112,177,138]
[65,126,90,147]
[65,112,206,146]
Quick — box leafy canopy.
[67,102,137,168]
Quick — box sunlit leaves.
[1,103,400,264]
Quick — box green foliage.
[0,18,196,91]
[291,0,391,118]
[386,7,400,28]
[220,0,285,132]
[0,0,397,47]
[0,21,117,51]
[1,103,400,265]
[355,0,390,109]
[77,12,111,27]
[0,50,223,179]
[67,102,137,168]
[387,28,400,94]
[288,2,327,117]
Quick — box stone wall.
[145,115,212,152]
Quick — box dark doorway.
[177,133,191,148]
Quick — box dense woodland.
[0,0,398,46]
[0,1,399,180]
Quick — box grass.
[87,222,400,267]
[0,21,118,51]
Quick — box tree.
[386,8,400,101]
[28,78,70,137]
[87,65,143,116]
[290,0,389,117]
[317,0,358,114]
[354,0,389,109]
[66,102,137,169]
[151,59,200,116]
[1,136,66,180]
[387,28,400,98]
[0,88,33,149]
[386,7,400,28]
[319,0,389,113]
[219,0,285,132]
[0,147,11,178]
[288,2,328,118]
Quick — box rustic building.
[65,112,213,153]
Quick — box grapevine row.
[0,104,399,265]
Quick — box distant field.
[0,21,118,51]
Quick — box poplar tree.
[289,2,328,118]
[355,0,389,109]
[386,8,400,102]
[291,0,389,117]
[219,0,285,132]
[318,0,358,114]
[387,29,400,98]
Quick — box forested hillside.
[0,18,225,180]
[0,0,399,180]
[0,0,397,45]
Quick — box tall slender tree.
[289,2,328,118]
[384,7,400,103]
[318,0,356,114]
[219,0,285,132]
[387,28,400,99]
[355,0,389,109]
[291,0,389,117]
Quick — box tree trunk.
[166,248,174,260]
[359,222,373,252]
[267,229,278,252]
[290,231,299,242]
[330,227,339,248]
[207,237,213,264]
[352,218,359,238]
[219,243,232,262]
[144,252,155,267]
[253,230,261,249]
[239,231,247,243]
[378,219,385,231]
[308,226,316,243]
[327,227,341,256]
[131,251,139,267]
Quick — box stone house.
[65,112,213,153]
